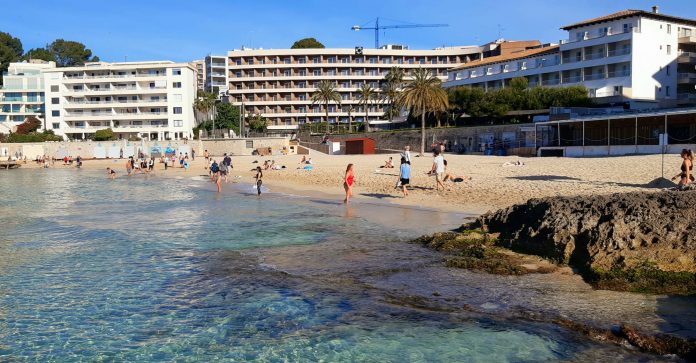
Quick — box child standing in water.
[343,163,354,204]
[255,166,263,196]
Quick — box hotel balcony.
[62,73,167,83]
[679,34,696,44]
[678,51,696,64]
[560,27,639,47]
[677,72,696,84]
[677,93,696,104]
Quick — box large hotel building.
[43,61,196,141]
[0,60,56,134]
[445,7,696,109]
[220,46,485,130]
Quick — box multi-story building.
[445,7,696,109]
[191,59,205,92]
[224,46,483,129]
[42,61,196,141]
[204,55,228,96]
[0,60,56,133]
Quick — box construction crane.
[351,18,448,48]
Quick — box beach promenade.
[20,151,683,214]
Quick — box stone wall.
[0,137,291,160]
[300,123,535,154]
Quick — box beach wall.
[0,137,291,159]
[301,123,535,154]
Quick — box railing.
[678,72,696,79]
[607,48,631,57]
[64,73,166,80]
[678,51,696,58]
[607,70,631,78]
[677,93,696,100]
[210,63,226,67]
[561,57,582,64]
[584,73,606,81]
[562,76,582,83]
[560,26,640,44]
[584,52,605,60]
[542,79,560,85]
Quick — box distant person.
[106,167,116,179]
[119,148,124,159]
[126,158,133,176]
[223,153,232,171]
[672,149,694,186]
[401,145,412,163]
[430,149,446,191]
[300,155,307,164]
[219,159,228,182]
[148,157,155,172]
[443,160,471,182]
[210,160,219,181]
[381,157,394,168]
[255,166,263,196]
[343,163,354,204]
[398,157,410,197]
[191,149,195,161]
[204,150,210,161]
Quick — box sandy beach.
[17,151,683,215]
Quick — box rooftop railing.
[560,26,640,45]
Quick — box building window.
[52,123,60,129]
[50,85,59,92]
[313,69,321,76]
[667,24,671,34]
[173,94,183,102]
[51,97,59,104]
[173,68,182,75]
[173,82,182,88]
[298,57,306,64]
[666,45,671,55]
[173,120,183,127]
[52,110,60,117]
[666,86,670,97]
[173,107,182,114]
[623,23,632,33]
[246,140,253,148]
[666,65,671,75]
[313,56,321,63]
[328,57,336,63]
[235,71,242,77]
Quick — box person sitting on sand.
[262,160,271,170]
[382,157,394,168]
[306,158,313,165]
[672,149,694,186]
[443,160,471,183]
[106,167,116,179]
[300,156,307,164]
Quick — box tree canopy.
[398,68,448,155]
[46,39,99,66]
[0,31,23,84]
[21,47,54,62]
[291,38,325,49]
[448,77,592,120]
[214,102,240,131]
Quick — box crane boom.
[351,18,449,48]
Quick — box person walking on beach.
[204,150,209,162]
[399,157,410,197]
[210,160,219,181]
[223,153,232,172]
[191,149,195,161]
[343,163,355,204]
[255,166,263,196]
[672,149,694,187]
[126,158,133,176]
[430,149,446,191]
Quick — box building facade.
[42,61,196,141]
[445,7,696,109]
[191,59,205,92]
[204,55,228,96]
[224,46,482,129]
[0,60,56,133]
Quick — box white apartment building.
[42,61,196,141]
[445,7,696,109]
[0,60,56,133]
[225,46,482,129]
[204,55,228,96]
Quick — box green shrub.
[93,128,115,141]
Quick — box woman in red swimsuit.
[343,163,354,204]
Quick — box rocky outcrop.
[461,191,696,294]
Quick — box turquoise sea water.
[0,169,660,361]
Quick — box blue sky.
[4,0,695,62]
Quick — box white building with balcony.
[225,46,482,130]
[204,55,228,96]
[42,61,196,141]
[445,7,696,109]
[0,60,56,133]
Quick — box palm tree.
[398,68,449,155]
[357,83,376,132]
[193,91,217,137]
[381,67,405,123]
[311,80,341,134]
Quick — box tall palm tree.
[193,91,217,137]
[398,68,449,155]
[381,67,405,123]
[357,83,376,133]
[311,80,341,134]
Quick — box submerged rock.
[464,190,696,295]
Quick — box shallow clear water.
[0,169,661,361]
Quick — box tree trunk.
[325,102,329,134]
[420,111,426,156]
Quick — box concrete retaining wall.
[0,137,291,160]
